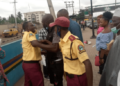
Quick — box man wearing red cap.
[40,17,93,86]
[57,9,83,42]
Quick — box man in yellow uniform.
[22,22,44,86]
[46,17,93,86]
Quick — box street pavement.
[14,27,101,86]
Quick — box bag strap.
[70,42,73,60]
[69,40,78,60]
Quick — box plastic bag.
[40,55,46,66]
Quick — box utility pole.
[28,4,32,23]
[79,0,80,12]
[115,0,117,9]
[90,0,96,38]
[11,0,17,29]
[47,0,56,20]
[64,1,74,15]
[64,1,68,11]
[28,4,30,13]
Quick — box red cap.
[49,17,70,28]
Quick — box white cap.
[113,8,120,17]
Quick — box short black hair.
[58,9,68,14]
[103,12,113,22]
[23,22,29,30]
[42,14,54,24]
[57,9,69,18]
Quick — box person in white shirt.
[99,8,120,86]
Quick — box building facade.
[24,11,45,23]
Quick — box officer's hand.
[39,40,48,44]
[39,40,46,43]
[41,51,46,55]
[41,40,52,45]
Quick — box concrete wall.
[1,39,23,86]
[0,24,23,35]
[1,34,39,86]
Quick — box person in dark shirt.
[38,27,49,80]
[38,9,83,53]
[57,9,83,42]
[42,14,63,86]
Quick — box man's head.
[42,14,54,29]
[111,8,120,29]
[57,9,69,18]
[49,17,70,38]
[110,8,120,34]
[22,22,35,33]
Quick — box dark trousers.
[43,58,49,78]
[83,25,85,30]
[99,51,107,74]
[22,62,44,86]
[48,61,63,86]
[43,66,48,78]
[66,73,87,86]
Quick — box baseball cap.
[49,17,70,28]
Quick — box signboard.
[84,11,89,15]
[86,5,120,13]
[104,6,111,11]
[93,5,120,12]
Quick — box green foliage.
[0,17,7,24]
[76,10,85,21]
[17,12,22,20]
[24,18,27,22]
[8,14,15,23]
[0,12,23,25]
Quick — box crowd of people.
[21,7,120,86]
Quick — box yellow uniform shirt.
[22,31,41,61]
[59,31,89,75]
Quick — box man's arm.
[28,32,59,52]
[83,59,93,86]
[30,40,59,52]
[73,40,93,86]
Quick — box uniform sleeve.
[73,40,89,63]
[28,32,37,42]
[52,32,60,43]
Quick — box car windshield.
[4,30,9,32]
